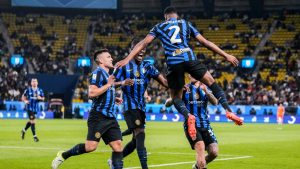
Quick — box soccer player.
[112,38,168,169]
[116,6,243,141]
[277,103,285,126]
[51,49,123,169]
[165,77,219,169]
[21,78,44,142]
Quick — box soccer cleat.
[192,163,199,169]
[187,114,197,141]
[107,159,113,169]
[21,130,25,140]
[33,136,39,142]
[51,151,65,169]
[226,112,243,125]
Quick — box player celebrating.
[165,77,219,169]
[112,38,168,169]
[116,6,243,141]
[21,78,44,142]
[51,49,123,169]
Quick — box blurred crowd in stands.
[0,12,299,108]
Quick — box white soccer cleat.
[51,151,65,169]
[192,163,199,169]
[107,158,113,169]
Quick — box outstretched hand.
[225,54,239,67]
[115,58,130,68]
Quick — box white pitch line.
[153,152,238,156]
[124,156,253,169]
[0,146,111,152]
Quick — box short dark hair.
[93,49,109,62]
[130,37,143,49]
[164,6,177,15]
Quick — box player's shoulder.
[91,67,102,74]
[142,60,156,69]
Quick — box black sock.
[112,152,123,169]
[30,123,36,136]
[173,98,189,119]
[136,132,148,169]
[62,143,86,160]
[122,129,133,136]
[24,122,31,131]
[123,137,136,158]
[209,82,232,112]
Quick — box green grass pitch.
[0,119,300,169]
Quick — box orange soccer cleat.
[226,112,243,125]
[187,114,197,140]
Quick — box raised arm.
[195,34,239,67]
[115,35,155,68]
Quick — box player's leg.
[51,140,98,169]
[122,111,138,159]
[167,63,197,140]
[187,61,242,125]
[194,141,206,169]
[30,117,39,142]
[122,134,136,158]
[206,143,218,164]
[51,117,102,169]
[167,63,191,119]
[21,111,33,139]
[184,124,203,169]
[106,121,123,169]
[134,128,148,169]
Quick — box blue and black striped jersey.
[23,87,44,112]
[90,67,116,118]
[183,83,210,128]
[114,60,159,112]
[149,18,200,65]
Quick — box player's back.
[149,18,199,65]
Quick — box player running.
[51,49,123,169]
[21,78,44,142]
[116,6,243,141]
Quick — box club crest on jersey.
[194,93,199,99]
[95,132,101,139]
[142,68,146,74]
[135,71,140,77]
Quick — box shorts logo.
[95,132,101,139]
[135,71,140,77]
[135,120,141,125]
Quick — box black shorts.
[124,109,146,129]
[184,122,218,150]
[87,112,122,144]
[166,60,208,90]
[27,111,36,120]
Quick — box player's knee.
[85,143,97,152]
[209,149,218,159]
[134,128,144,136]
[111,140,122,152]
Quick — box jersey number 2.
[168,26,182,44]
